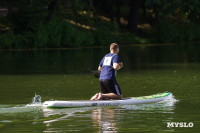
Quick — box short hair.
[110,43,119,51]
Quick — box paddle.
[91,70,100,78]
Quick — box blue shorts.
[99,79,122,95]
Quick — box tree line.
[0,0,200,49]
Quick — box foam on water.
[162,93,179,106]
[0,94,43,114]
[26,94,42,107]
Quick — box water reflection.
[90,101,177,133]
[1,44,200,74]
[42,107,88,124]
[92,108,118,133]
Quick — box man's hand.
[119,62,123,68]
[98,66,102,71]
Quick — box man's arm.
[98,66,102,71]
[113,62,123,70]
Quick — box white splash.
[162,93,179,106]
[26,94,42,107]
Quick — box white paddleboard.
[43,92,172,108]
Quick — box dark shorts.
[99,79,122,95]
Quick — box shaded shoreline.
[1,41,200,52]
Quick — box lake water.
[0,44,200,132]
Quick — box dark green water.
[0,44,200,132]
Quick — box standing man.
[91,43,123,100]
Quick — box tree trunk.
[46,0,58,22]
[116,0,121,27]
[85,0,93,7]
[127,0,142,33]
[142,0,146,18]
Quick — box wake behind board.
[43,92,172,108]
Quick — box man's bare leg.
[90,93,99,100]
[98,93,122,100]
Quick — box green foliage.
[0,30,14,49]
[33,23,49,48]
[176,22,200,42]
[47,19,63,48]
[73,30,94,47]
[116,31,149,45]
[147,0,200,23]
[8,0,48,32]
[94,24,114,45]
[152,21,200,43]
[61,23,77,47]
[152,21,176,43]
